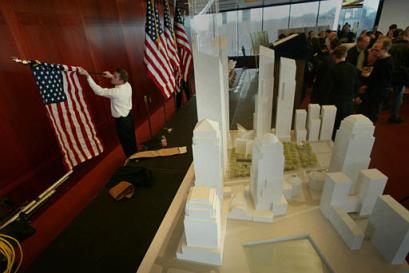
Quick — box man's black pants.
[115,112,137,158]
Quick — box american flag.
[174,8,192,82]
[144,0,176,99]
[163,0,181,90]
[31,63,104,170]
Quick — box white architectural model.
[307,104,321,142]
[234,128,255,157]
[250,133,288,216]
[215,36,230,133]
[295,109,307,143]
[177,186,224,265]
[329,115,375,194]
[192,47,228,170]
[320,169,387,250]
[368,195,409,264]
[319,105,337,141]
[275,57,296,141]
[192,119,223,198]
[255,46,275,138]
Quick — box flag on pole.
[163,0,181,90]
[174,8,192,82]
[144,0,176,99]
[31,63,104,170]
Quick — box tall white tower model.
[329,115,375,194]
[250,133,288,215]
[192,119,224,199]
[255,46,275,138]
[192,47,228,170]
[275,57,296,140]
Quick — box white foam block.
[330,207,364,250]
[357,169,388,216]
[319,105,337,141]
[177,234,223,265]
[308,104,321,121]
[272,196,288,216]
[295,109,307,130]
[308,119,321,142]
[320,173,351,219]
[368,195,409,264]
[295,129,307,143]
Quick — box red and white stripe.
[175,22,192,82]
[144,34,176,99]
[44,65,103,170]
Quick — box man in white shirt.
[78,67,137,158]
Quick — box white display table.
[137,163,409,273]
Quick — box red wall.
[0,0,175,206]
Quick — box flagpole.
[144,95,153,139]
[12,57,104,75]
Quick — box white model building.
[368,195,409,264]
[320,169,387,250]
[255,46,275,138]
[192,47,228,170]
[215,36,230,134]
[329,114,375,194]
[295,109,307,143]
[319,105,337,141]
[250,133,287,216]
[275,57,296,141]
[192,119,223,199]
[307,104,321,142]
[177,186,224,265]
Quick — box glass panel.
[263,5,290,42]
[358,0,380,33]
[289,1,320,28]
[338,7,363,35]
[318,0,343,30]
[237,8,263,56]
[244,237,334,273]
[218,11,238,56]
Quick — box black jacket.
[366,56,394,102]
[311,52,335,105]
[390,40,409,85]
[329,61,360,103]
[346,46,368,69]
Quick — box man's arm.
[78,68,117,98]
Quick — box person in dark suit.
[358,38,394,123]
[311,38,340,105]
[389,28,409,123]
[329,46,360,138]
[346,35,371,71]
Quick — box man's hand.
[78,67,90,77]
[102,71,113,78]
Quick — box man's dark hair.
[393,28,403,39]
[330,38,341,50]
[333,46,348,59]
[389,24,397,30]
[116,68,129,82]
[357,35,369,42]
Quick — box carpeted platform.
[25,99,197,273]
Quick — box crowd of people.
[305,23,409,139]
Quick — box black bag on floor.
[107,166,152,188]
